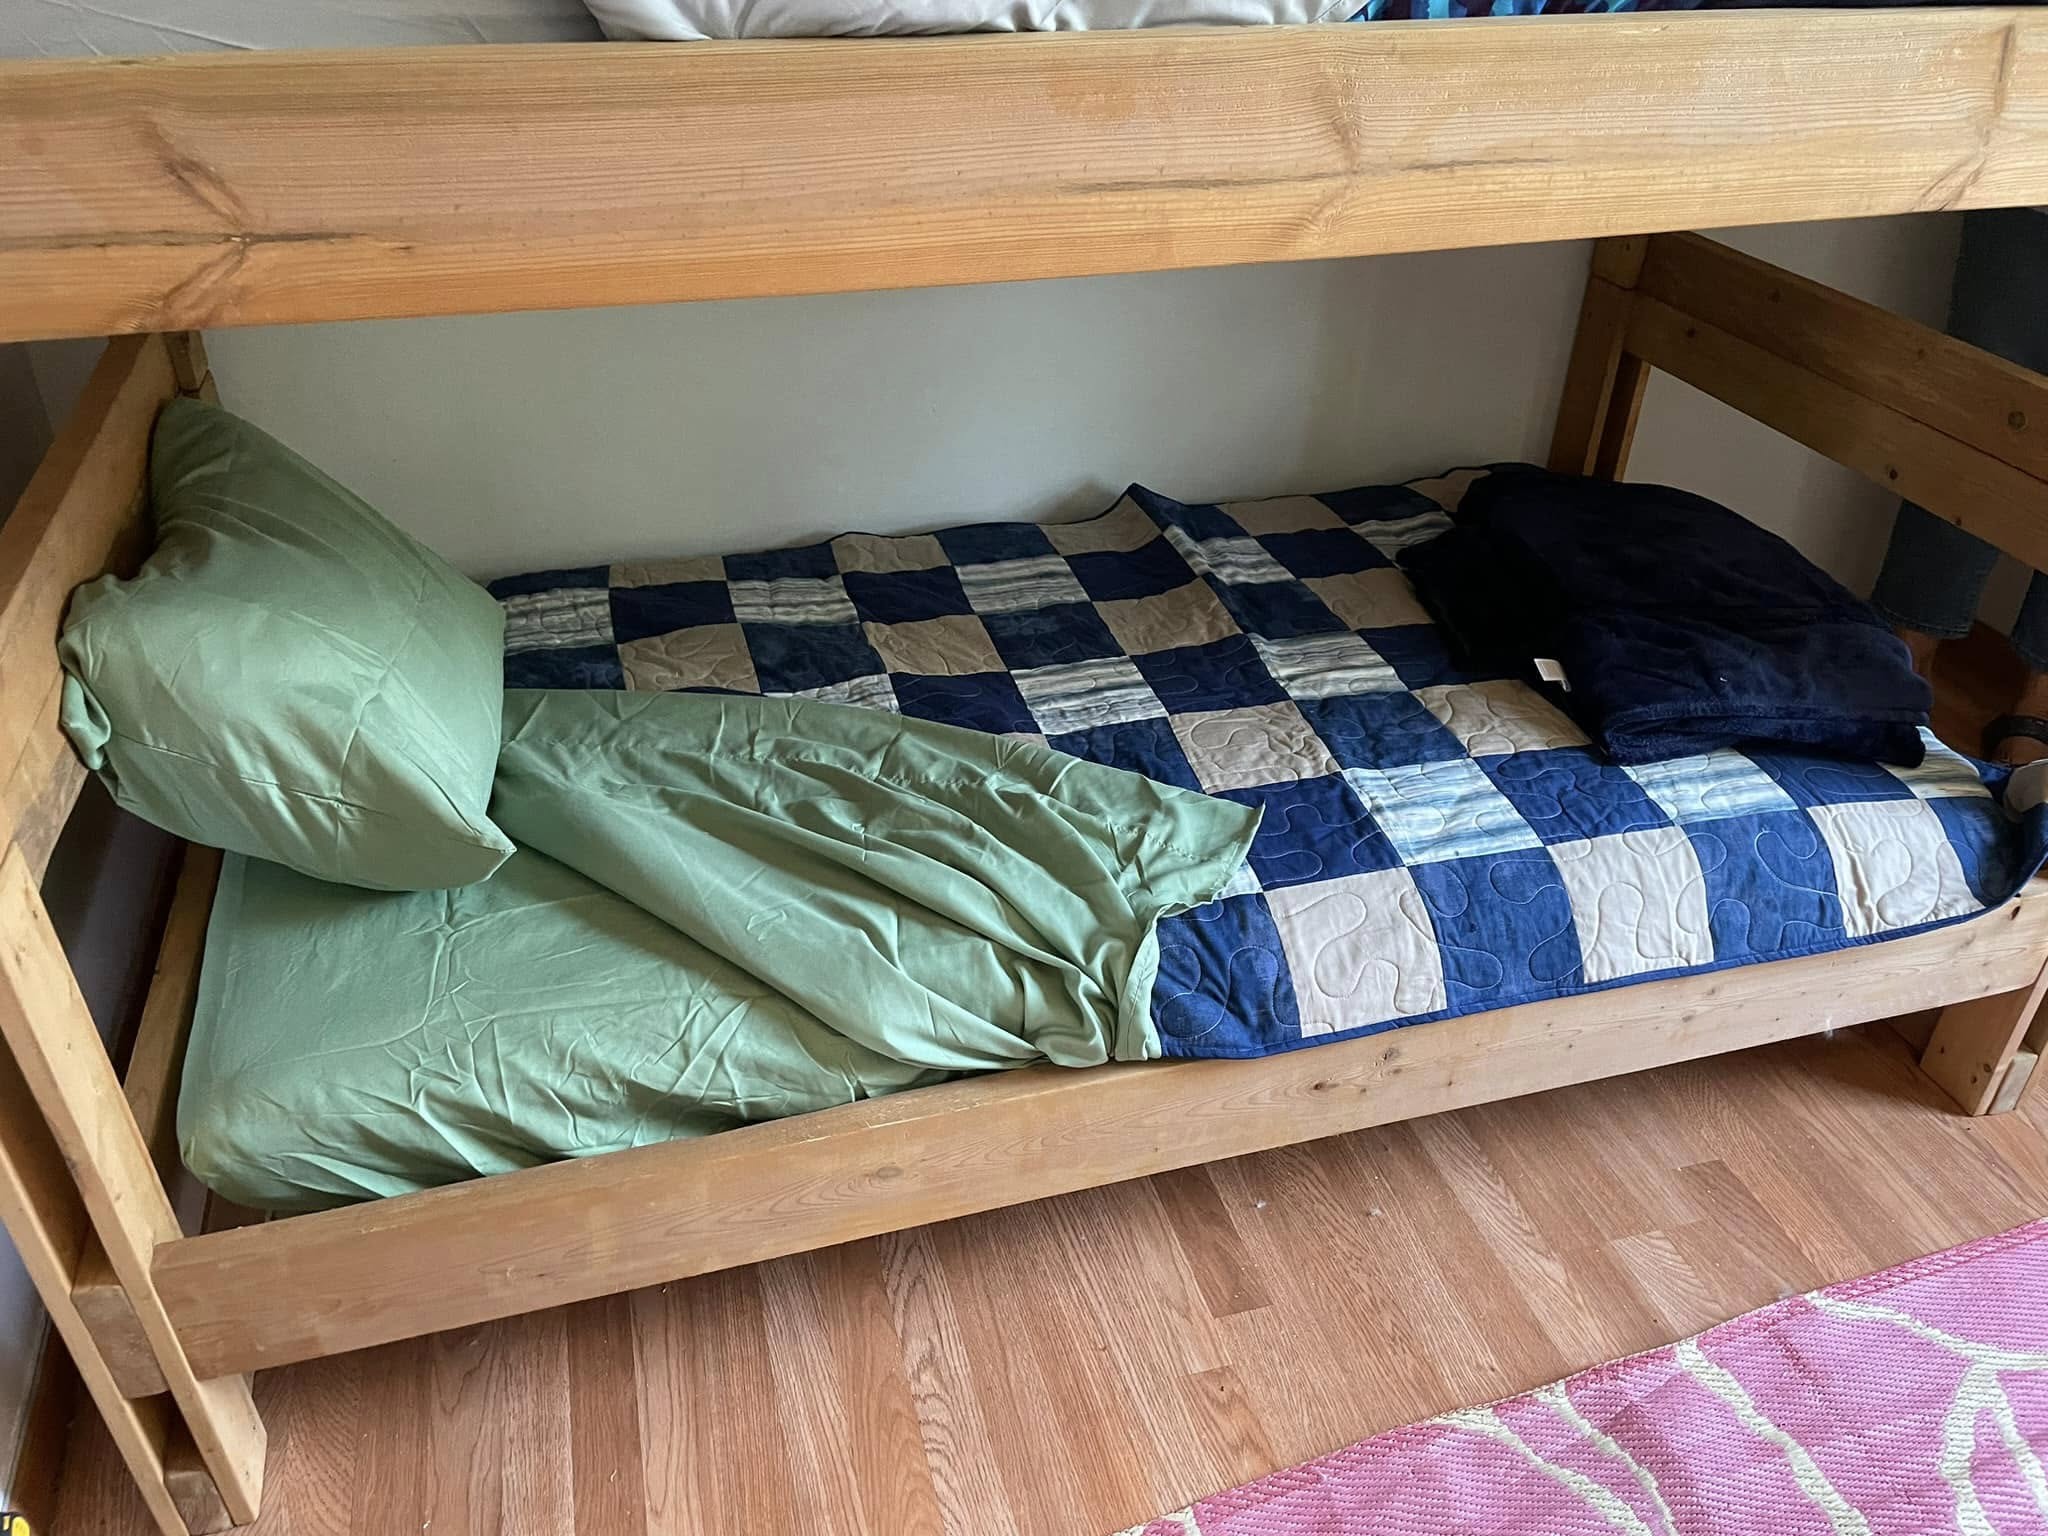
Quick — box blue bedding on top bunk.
[1355,1,1982,16]
[492,472,2048,1061]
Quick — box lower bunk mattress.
[181,472,2048,1209]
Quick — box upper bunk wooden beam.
[3,9,2046,341]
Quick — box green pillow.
[59,398,513,891]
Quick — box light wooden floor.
[51,1021,2048,1536]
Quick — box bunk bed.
[4,10,2048,1533]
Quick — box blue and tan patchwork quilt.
[492,472,2048,1061]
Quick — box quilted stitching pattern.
[492,476,2048,1060]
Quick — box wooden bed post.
[3,13,2044,341]
[1601,231,2048,1115]
[162,332,219,404]
[0,849,266,1528]
[1921,955,2048,1117]
[0,332,264,1533]
[0,1045,192,1535]
[0,846,265,1528]
[1549,234,1650,481]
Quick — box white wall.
[209,243,1587,577]
[206,216,1963,592]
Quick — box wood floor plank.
[1665,1218,1790,1320]
[1551,1241,1672,1364]
[1090,1181,1234,1379]
[428,1323,508,1536]
[565,1294,649,1536]
[1673,1159,1815,1294]
[253,1354,359,1536]
[683,1268,801,1535]
[875,1227,1019,1536]
[1749,1040,1974,1262]
[1974,1095,2048,1196]
[1405,1112,1614,1369]
[929,1210,1102,1536]
[758,1252,878,1536]
[349,1341,432,1536]
[626,1285,699,1536]
[1606,1229,1725,1338]
[52,1414,158,1534]
[993,1203,1159,1533]
[1788,1028,2040,1236]
[1214,1139,1456,1453]
[1037,1184,1249,1518]
[498,1307,574,1535]
[811,1244,945,1536]
[1462,1090,1662,1248]
[54,1024,2048,1536]
[1148,1166,1273,1321]
[1657,1051,1877,1281]
[1176,1365,1282,1494]
[1354,1122,1575,1400]
[1570,1069,1712,1232]
[1211,1304,1367,1476]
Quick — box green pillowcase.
[59,398,512,891]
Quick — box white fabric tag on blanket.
[1534,657,1571,692]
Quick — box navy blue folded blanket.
[1398,468,1931,766]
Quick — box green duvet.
[180,690,1258,1211]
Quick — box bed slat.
[0,1046,187,1535]
[121,846,223,1178]
[1625,294,2048,573]
[153,886,2048,1383]
[1638,232,2048,488]
[73,844,223,1402]
[1,11,2045,340]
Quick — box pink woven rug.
[1120,1220,2048,1535]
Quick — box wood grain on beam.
[2,10,2046,340]
[0,1045,185,1535]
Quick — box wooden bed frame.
[3,15,2048,1531]
[2,9,2047,340]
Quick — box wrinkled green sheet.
[180,689,1259,1210]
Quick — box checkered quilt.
[490,472,2048,1061]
